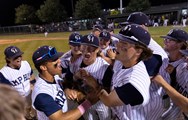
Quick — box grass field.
[0,26,188,70]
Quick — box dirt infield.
[0,37,67,44]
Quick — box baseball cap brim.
[160,35,178,41]
[180,50,188,56]
[36,52,64,65]
[120,22,130,26]
[81,43,99,48]
[112,33,137,45]
[69,42,81,46]
[11,52,24,59]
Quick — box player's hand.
[79,69,90,78]
[76,91,86,102]
[107,48,116,59]
[97,49,102,57]
[74,69,89,80]
[64,88,78,100]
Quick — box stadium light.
[120,0,123,14]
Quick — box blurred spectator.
[0,84,25,120]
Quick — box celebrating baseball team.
[0,11,188,120]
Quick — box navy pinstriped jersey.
[112,61,151,120]
[67,56,113,120]
[159,58,188,119]
[69,56,112,85]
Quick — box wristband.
[78,100,92,115]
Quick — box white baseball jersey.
[148,38,168,60]
[113,61,164,120]
[111,36,119,47]
[70,56,109,85]
[143,38,169,119]
[101,45,116,57]
[69,56,112,120]
[159,58,188,120]
[111,61,151,120]
[32,75,68,120]
[0,61,32,97]
[60,50,72,69]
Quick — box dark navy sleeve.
[115,83,143,106]
[0,72,12,85]
[34,93,61,117]
[144,54,162,77]
[102,66,113,92]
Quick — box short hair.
[0,84,25,120]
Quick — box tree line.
[15,0,150,25]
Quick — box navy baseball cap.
[4,46,24,59]
[92,25,103,32]
[160,29,188,42]
[112,24,151,46]
[81,34,99,48]
[121,12,150,26]
[99,31,111,40]
[32,45,63,65]
[69,32,82,46]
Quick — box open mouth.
[83,54,90,60]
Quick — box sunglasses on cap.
[36,47,57,61]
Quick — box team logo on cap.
[11,48,18,53]
[168,29,173,35]
[48,46,53,50]
[87,34,94,42]
[123,25,131,31]
[102,32,107,37]
[75,35,81,41]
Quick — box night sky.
[0,0,187,26]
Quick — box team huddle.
[0,12,188,120]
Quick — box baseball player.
[64,34,113,120]
[107,28,119,48]
[158,29,188,120]
[122,12,168,60]
[61,32,82,77]
[92,25,103,38]
[82,24,153,120]
[118,12,168,120]
[60,32,86,120]
[98,30,116,65]
[0,45,36,119]
[31,45,92,120]
[152,74,188,114]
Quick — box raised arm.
[152,74,188,113]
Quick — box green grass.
[0,26,188,70]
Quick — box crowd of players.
[0,11,188,120]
